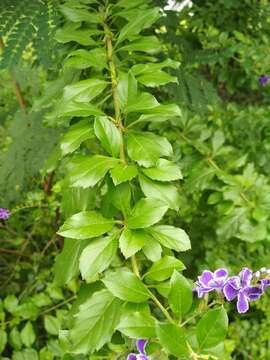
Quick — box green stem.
[149,292,175,325]
[131,255,140,278]
[104,23,126,163]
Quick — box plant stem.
[131,255,140,278]
[104,24,126,163]
[149,292,175,325]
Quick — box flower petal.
[245,286,262,301]
[198,271,213,286]
[136,339,148,355]
[223,283,238,301]
[137,355,149,360]
[237,292,249,313]
[260,279,270,292]
[240,267,252,287]
[127,354,137,360]
[214,268,228,279]
[226,276,241,290]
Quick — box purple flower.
[127,339,149,360]
[259,75,270,86]
[194,268,228,298]
[0,208,10,220]
[223,267,262,313]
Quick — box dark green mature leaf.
[54,239,90,286]
[142,159,183,181]
[168,271,193,317]
[94,117,121,157]
[119,228,150,258]
[116,8,160,44]
[62,79,108,103]
[196,307,228,350]
[137,71,178,87]
[60,4,99,23]
[156,323,188,357]
[145,256,185,282]
[58,211,114,239]
[125,92,159,113]
[55,24,99,46]
[127,131,173,167]
[69,155,120,188]
[119,36,161,54]
[60,120,94,156]
[110,163,138,185]
[139,174,180,210]
[148,225,191,251]
[127,198,168,229]
[117,311,156,338]
[70,290,122,354]
[109,182,131,217]
[79,236,117,280]
[137,104,181,123]
[102,269,150,303]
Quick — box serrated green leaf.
[168,271,193,317]
[44,315,60,336]
[21,322,36,347]
[103,269,150,303]
[70,289,122,354]
[60,120,94,156]
[145,256,185,282]
[65,48,107,70]
[55,25,100,46]
[196,307,228,350]
[110,163,138,185]
[127,198,168,229]
[94,117,121,157]
[79,236,117,280]
[116,8,160,44]
[143,159,183,181]
[117,311,156,338]
[69,155,120,188]
[156,323,188,357]
[58,211,114,239]
[119,228,150,258]
[119,36,161,54]
[148,225,191,252]
[139,174,180,210]
[127,131,173,167]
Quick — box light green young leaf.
[143,159,183,181]
[115,0,145,8]
[110,163,138,185]
[4,295,18,313]
[143,237,162,262]
[79,236,117,280]
[102,269,150,303]
[94,117,121,157]
[117,311,156,338]
[0,329,7,353]
[168,271,193,317]
[119,228,150,258]
[145,256,185,282]
[57,101,104,118]
[127,198,168,229]
[9,327,22,350]
[44,315,60,336]
[156,323,188,357]
[57,211,114,239]
[54,238,90,286]
[60,119,94,156]
[196,307,228,350]
[125,92,159,114]
[127,131,173,167]
[119,36,161,54]
[62,79,107,103]
[70,289,122,354]
[12,349,39,360]
[21,322,36,347]
[65,48,107,70]
[116,8,160,44]
[139,174,180,210]
[69,155,120,188]
[148,225,191,252]
[55,25,100,46]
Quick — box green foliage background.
[1,0,270,359]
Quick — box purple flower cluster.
[259,75,270,86]
[127,339,149,360]
[194,267,270,313]
[0,208,10,220]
